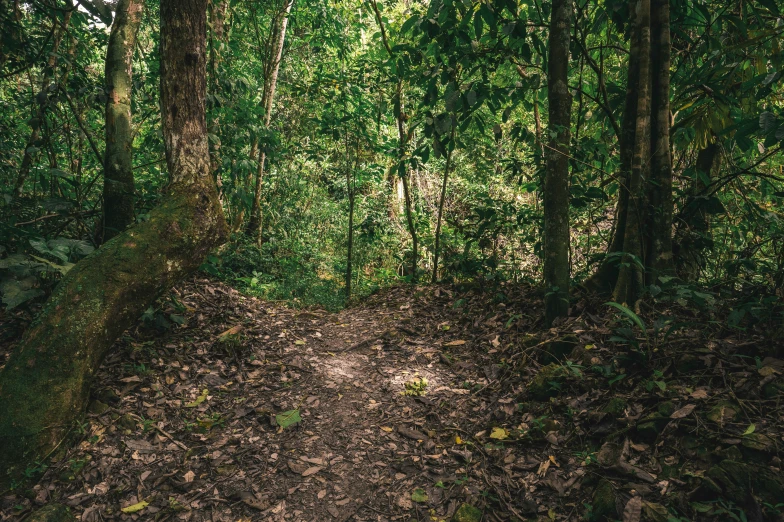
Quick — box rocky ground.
[1,278,783,521]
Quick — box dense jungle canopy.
[1,0,784,520]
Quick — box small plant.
[402,376,428,396]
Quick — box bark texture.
[581,5,640,294]
[613,0,651,305]
[102,0,144,241]
[0,0,227,488]
[645,0,674,281]
[584,0,674,306]
[543,0,573,325]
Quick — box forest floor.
[1,278,784,522]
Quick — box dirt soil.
[2,278,784,521]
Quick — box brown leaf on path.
[444,340,466,346]
[301,466,323,477]
[623,496,642,522]
[670,404,696,419]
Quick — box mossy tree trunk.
[102,0,145,242]
[543,0,573,325]
[581,1,641,295]
[0,0,227,488]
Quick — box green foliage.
[1,0,783,313]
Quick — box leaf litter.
[1,278,783,521]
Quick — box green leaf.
[604,302,647,333]
[184,389,209,408]
[29,255,74,275]
[742,423,756,436]
[411,488,428,503]
[121,501,149,514]
[275,409,301,429]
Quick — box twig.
[127,413,188,451]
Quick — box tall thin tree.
[102,0,145,241]
[247,0,294,242]
[543,0,573,325]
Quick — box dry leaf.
[623,496,642,522]
[183,470,195,483]
[302,466,323,477]
[444,340,466,346]
[670,404,696,419]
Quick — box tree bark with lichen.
[0,0,227,488]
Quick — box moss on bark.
[0,0,226,488]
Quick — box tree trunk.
[401,172,418,281]
[346,188,355,301]
[14,9,73,197]
[369,0,419,281]
[247,0,293,242]
[582,0,641,295]
[0,0,227,488]
[431,127,455,283]
[543,0,573,326]
[645,0,673,282]
[102,0,144,242]
[674,143,720,281]
[612,0,652,306]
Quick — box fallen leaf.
[184,389,209,408]
[444,340,466,346]
[489,427,509,440]
[670,404,696,419]
[121,501,149,514]
[275,409,301,429]
[690,389,709,399]
[302,466,323,477]
[623,496,642,522]
[183,471,195,483]
[411,488,428,503]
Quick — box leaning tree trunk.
[247,0,293,242]
[543,0,573,326]
[0,0,227,488]
[102,0,145,242]
[645,0,673,282]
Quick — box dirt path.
[4,279,781,521]
[1,280,553,521]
